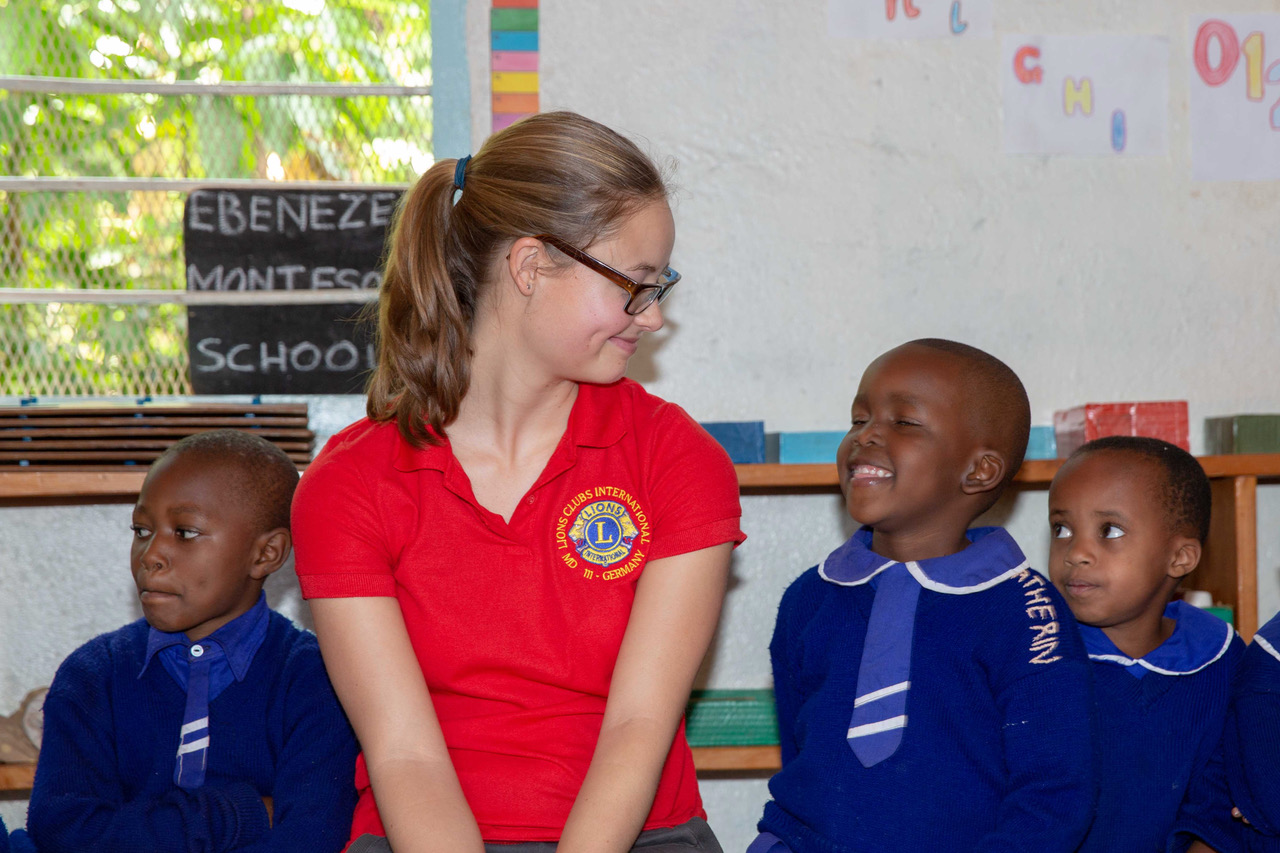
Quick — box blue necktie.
[848,562,920,767]
[174,643,211,789]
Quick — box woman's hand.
[311,596,485,853]
[556,542,733,853]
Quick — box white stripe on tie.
[847,715,908,739]
[853,680,910,708]
[177,736,210,755]
[179,717,209,736]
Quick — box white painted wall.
[5,0,1280,846]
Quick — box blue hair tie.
[453,155,472,191]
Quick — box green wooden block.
[490,8,538,31]
[1205,415,1280,454]
[1204,605,1234,625]
[684,689,779,747]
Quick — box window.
[0,0,461,395]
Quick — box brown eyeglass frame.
[534,234,680,316]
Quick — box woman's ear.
[961,450,1007,497]
[505,236,547,296]
[1167,537,1203,580]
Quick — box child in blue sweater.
[17,430,358,853]
[1049,436,1244,853]
[1226,609,1280,852]
[752,339,1096,853]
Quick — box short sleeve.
[643,402,745,562]
[292,426,397,599]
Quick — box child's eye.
[1051,522,1071,539]
[175,528,200,541]
[1102,523,1125,540]
[895,419,920,427]
[851,416,868,427]
[130,524,152,539]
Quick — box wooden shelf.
[0,469,147,501]
[735,454,1280,489]
[0,753,786,792]
[735,454,1280,641]
[0,762,34,792]
[691,745,780,773]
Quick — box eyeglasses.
[535,234,680,316]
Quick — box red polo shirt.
[292,379,744,842]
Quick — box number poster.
[1190,15,1280,181]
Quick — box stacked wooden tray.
[0,402,314,469]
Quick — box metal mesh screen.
[0,0,431,396]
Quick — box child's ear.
[1167,536,1202,580]
[961,449,1006,496]
[249,528,293,581]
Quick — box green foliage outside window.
[0,0,431,394]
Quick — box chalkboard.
[184,187,402,394]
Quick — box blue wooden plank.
[778,431,845,464]
[492,30,539,52]
[700,421,766,464]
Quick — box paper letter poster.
[1190,15,1280,181]
[1001,36,1169,156]
[829,0,992,40]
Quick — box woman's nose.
[633,297,664,332]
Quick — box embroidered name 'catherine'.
[1017,569,1062,664]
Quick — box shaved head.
[154,429,299,533]
[901,338,1031,491]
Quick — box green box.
[1204,605,1234,625]
[490,8,538,31]
[684,689,779,747]
[1205,415,1280,454]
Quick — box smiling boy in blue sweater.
[18,430,358,853]
[1049,436,1243,853]
[752,339,1096,853]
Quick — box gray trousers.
[347,816,723,853]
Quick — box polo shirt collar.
[392,380,630,473]
[1256,615,1280,665]
[1081,600,1236,677]
[140,592,270,682]
[818,526,1029,594]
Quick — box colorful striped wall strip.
[492,1,538,132]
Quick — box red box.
[1053,401,1190,457]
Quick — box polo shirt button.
[190,644,205,658]
[526,496,535,504]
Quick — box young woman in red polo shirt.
[292,112,744,853]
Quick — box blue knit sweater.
[759,528,1097,853]
[23,612,358,853]
[1078,602,1244,853]
[1227,611,1280,852]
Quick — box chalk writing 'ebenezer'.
[187,190,398,236]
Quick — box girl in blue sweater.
[1049,435,1244,853]
[1226,610,1280,852]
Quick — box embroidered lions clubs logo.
[568,500,640,567]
